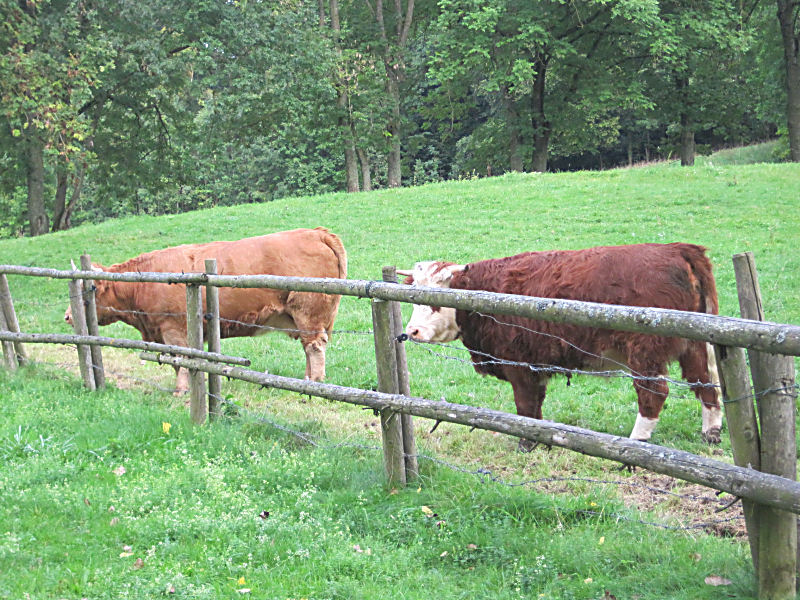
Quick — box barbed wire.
[19,287,375,338]
[16,283,796,402]
[406,337,721,392]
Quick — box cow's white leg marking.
[702,343,723,439]
[630,414,659,441]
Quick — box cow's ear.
[396,268,414,285]
[442,264,466,284]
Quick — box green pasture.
[1,160,798,598]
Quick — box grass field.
[1,160,799,598]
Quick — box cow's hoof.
[702,427,722,444]
[517,439,550,453]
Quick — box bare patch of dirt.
[615,471,746,538]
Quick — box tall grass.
[1,162,798,598]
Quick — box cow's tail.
[316,227,348,279]
[681,244,718,316]
[680,244,723,440]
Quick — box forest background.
[1,0,799,238]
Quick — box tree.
[776,0,800,160]
[644,0,750,166]
[429,0,659,173]
[0,0,114,235]
[367,0,415,187]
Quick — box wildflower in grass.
[238,577,246,585]
[162,422,171,435]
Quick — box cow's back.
[456,243,714,311]
[104,228,346,341]
[117,227,345,279]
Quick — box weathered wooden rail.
[2,263,800,355]
[139,351,800,514]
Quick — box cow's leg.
[161,327,191,396]
[503,367,548,452]
[290,314,328,382]
[679,342,723,444]
[627,355,670,442]
[287,292,338,382]
[301,330,328,382]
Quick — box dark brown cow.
[400,243,722,445]
[66,228,347,394]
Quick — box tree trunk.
[337,85,359,192]
[777,0,800,161]
[25,130,49,237]
[530,60,550,173]
[53,168,84,231]
[503,89,524,172]
[680,112,695,166]
[357,147,372,191]
[330,0,359,192]
[386,74,402,187]
[373,0,413,188]
[676,76,695,166]
[52,168,68,231]
[627,135,633,166]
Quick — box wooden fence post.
[714,344,761,572]
[0,307,17,370]
[186,284,207,424]
[68,279,96,391]
[383,266,418,481]
[733,251,797,599]
[205,259,222,418]
[0,274,27,365]
[80,254,105,389]
[372,297,406,488]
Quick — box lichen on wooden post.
[0,307,17,370]
[205,259,222,418]
[80,254,105,389]
[383,266,418,481]
[0,273,27,365]
[372,297,406,488]
[733,251,797,599]
[186,284,207,425]
[68,279,96,391]
[714,343,760,572]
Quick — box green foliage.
[0,0,795,237]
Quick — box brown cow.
[66,227,347,394]
[400,243,722,445]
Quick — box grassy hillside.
[1,163,798,598]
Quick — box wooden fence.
[0,253,798,599]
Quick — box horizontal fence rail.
[2,265,800,356]
[0,331,251,366]
[140,352,800,515]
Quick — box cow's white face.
[400,261,465,343]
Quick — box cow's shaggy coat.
[403,243,722,444]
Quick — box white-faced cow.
[66,228,347,394]
[400,243,722,445]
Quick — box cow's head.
[398,261,465,343]
[65,263,117,326]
